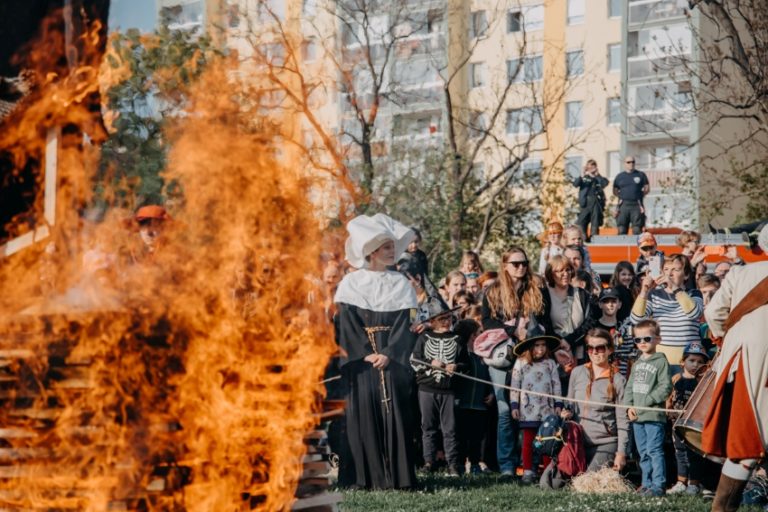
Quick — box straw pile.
[570,468,635,494]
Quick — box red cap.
[135,205,170,222]
[637,232,657,247]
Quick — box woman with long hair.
[563,328,629,471]
[481,246,544,476]
[610,260,639,322]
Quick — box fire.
[0,10,336,512]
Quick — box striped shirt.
[630,288,703,347]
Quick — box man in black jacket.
[572,158,608,241]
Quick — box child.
[596,288,636,378]
[459,251,484,279]
[510,335,563,484]
[667,342,709,495]
[411,300,469,476]
[538,221,564,274]
[623,319,672,497]
[444,270,468,308]
[454,319,493,475]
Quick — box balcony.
[628,0,687,26]
[627,112,691,136]
[627,53,690,80]
[641,167,688,191]
[395,33,446,60]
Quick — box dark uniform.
[613,169,649,235]
[573,173,609,240]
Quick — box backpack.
[538,420,587,490]
[534,414,566,458]
[556,421,587,477]
[473,328,516,370]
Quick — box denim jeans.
[633,421,666,491]
[489,367,518,473]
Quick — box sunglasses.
[640,246,656,251]
[506,261,529,268]
[586,344,609,354]
[625,160,635,164]
[633,336,655,344]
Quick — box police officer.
[572,158,608,241]
[612,156,649,235]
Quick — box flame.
[0,11,336,512]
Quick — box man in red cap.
[133,205,170,260]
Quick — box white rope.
[410,357,683,415]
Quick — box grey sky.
[109,0,157,33]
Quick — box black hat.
[599,287,620,302]
[417,296,461,323]
[512,335,562,357]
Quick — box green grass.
[338,474,763,512]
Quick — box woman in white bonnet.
[334,213,419,490]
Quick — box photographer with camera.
[572,159,608,241]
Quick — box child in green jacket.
[624,319,672,497]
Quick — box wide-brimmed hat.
[417,295,461,324]
[344,213,414,269]
[512,334,562,357]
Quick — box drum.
[673,355,725,463]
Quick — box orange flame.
[0,12,336,512]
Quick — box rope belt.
[410,357,683,415]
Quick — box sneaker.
[685,483,701,495]
[478,462,492,474]
[521,470,536,485]
[421,462,436,473]
[649,488,666,497]
[500,469,514,477]
[701,489,715,501]
[668,481,687,494]
[447,466,462,478]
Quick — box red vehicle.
[586,228,764,277]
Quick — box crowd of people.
[326,211,768,512]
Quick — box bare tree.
[229,0,596,270]
[633,0,768,224]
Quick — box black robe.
[335,303,418,490]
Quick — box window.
[607,151,621,177]
[607,97,621,125]
[470,10,488,38]
[302,38,318,62]
[608,44,621,72]
[565,156,583,180]
[521,158,543,175]
[227,4,240,28]
[302,0,317,17]
[507,56,543,83]
[470,62,486,88]
[566,101,583,129]
[507,10,522,33]
[566,50,584,77]
[509,5,544,32]
[567,0,585,25]
[469,111,487,138]
[506,106,543,135]
[608,0,622,18]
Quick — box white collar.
[334,269,417,312]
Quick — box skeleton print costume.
[411,328,469,472]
